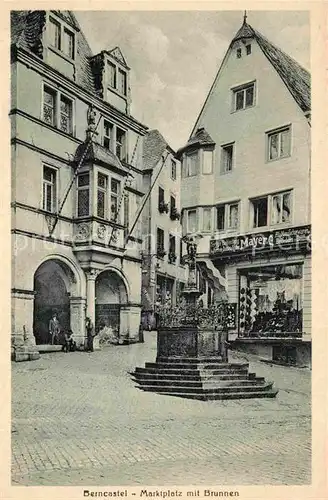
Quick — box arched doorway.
[33,259,76,345]
[95,270,128,336]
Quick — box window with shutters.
[42,166,57,213]
[156,228,165,257]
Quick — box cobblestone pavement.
[11,333,311,486]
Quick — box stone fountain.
[132,236,278,400]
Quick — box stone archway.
[33,259,77,345]
[95,269,128,336]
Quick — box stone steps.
[131,371,259,382]
[154,389,279,401]
[138,381,274,395]
[145,361,249,371]
[133,377,266,388]
[132,356,278,401]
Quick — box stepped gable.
[142,129,175,171]
[232,20,311,113]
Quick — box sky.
[75,10,310,151]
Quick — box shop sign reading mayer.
[209,225,311,257]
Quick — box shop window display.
[238,264,303,336]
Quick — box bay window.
[184,152,198,177]
[97,173,108,219]
[187,209,197,233]
[203,208,212,231]
[77,173,90,217]
[110,178,121,221]
[202,150,213,174]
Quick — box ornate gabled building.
[11,10,148,358]
[141,130,187,330]
[178,17,311,363]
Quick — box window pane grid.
[77,189,89,217]
[60,96,72,133]
[43,89,56,126]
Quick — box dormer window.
[118,69,127,96]
[108,61,117,88]
[48,15,75,60]
[107,60,128,97]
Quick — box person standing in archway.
[49,312,60,345]
[85,317,95,352]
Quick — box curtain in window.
[271,195,281,225]
[280,129,290,157]
[229,204,239,228]
[269,134,279,160]
[235,91,244,110]
[282,192,291,222]
[245,86,254,107]
[203,208,212,231]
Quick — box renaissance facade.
[11,10,148,356]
